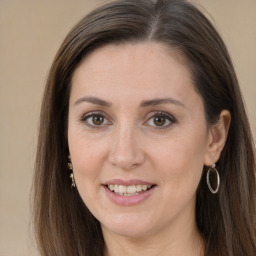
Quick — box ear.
[204,110,231,166]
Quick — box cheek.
[68,130,109,192]
[150,132,207,188]
[69,140,107,208]
[68,122,108,163]
[70,139,106,174]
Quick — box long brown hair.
[33,0,256,255]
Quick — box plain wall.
[0,1,255,255]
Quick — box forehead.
[74,42,189,77]
[70,42,197,105]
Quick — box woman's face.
[68,43,212,238]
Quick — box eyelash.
[80,111,111,129]
[144,111,176,130]
[79,111,176,130]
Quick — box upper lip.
[103,179,155,186]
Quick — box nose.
[108,124,145,170]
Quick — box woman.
[33,0,256,255]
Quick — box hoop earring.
[68,155,76,188]
[206,164,220,194]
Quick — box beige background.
[0,0,255,255]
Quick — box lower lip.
[103,185,156,206]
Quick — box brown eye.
[93,115,104,125]
[145,112,176,129]
[81,112,111,128]
[153,116,166,126]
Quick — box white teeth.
[127,185,136,194]
[107,184,153,195]
[142,185,147,191]
[114,185,118,193]
[123,193,138,196]
[136,185,142,192]
[119,185,127,194]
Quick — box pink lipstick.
[103,179,156,206]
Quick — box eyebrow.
[140,98,185,108]
[74,96,184,108]
[74,96,112,107]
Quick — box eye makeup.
[79,110,177,131]
[79,111,112,129]
[144,111,177,130]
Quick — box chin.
[100,212,156,238]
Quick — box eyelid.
[145,111,175,120]
[79,110,176,130]
[80,111,112,128]
[144,111,176,129]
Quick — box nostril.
[108,147,145,170]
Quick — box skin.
[68,42,230,256]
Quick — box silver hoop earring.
[68,155,76,188]
[206,164,220,194]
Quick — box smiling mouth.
[105,184,155,196]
